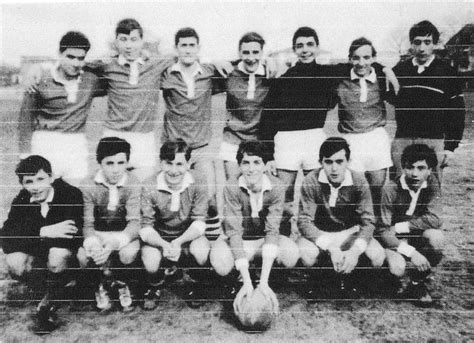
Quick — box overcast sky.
[1,0,473,67]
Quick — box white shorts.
[343,127,392,172]
[31,131,89,180]
[274,128,326,171]
[218,141,239,163]
[103,129,157,169]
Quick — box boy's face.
[160,152,189,189]
[115,29,144,61]
[411,35,435,64]
[240,153,265,187]
[22,169,54,202]
[294,36,318,64]
[239,42,263,73]
[100,152,129,185]
[59,48,87,78]
[350,44,374,77]
[321,149,349,186]
[403,159,431,190]
[176,36,200,66]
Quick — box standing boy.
[391,20,465,183]
[99,18,175,180]
[332,37,394,216]
[218,32,271,180]
[19,31,104,186]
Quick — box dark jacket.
[393,57,465,151]
[1,178,83,256]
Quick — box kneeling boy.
[139,140,210,309]
[2,155,83,333]
[378,144,443,304]
[78,137,141,312]
[210,141,299,305]
[297,137,385,293]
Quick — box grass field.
[0,87,473,341]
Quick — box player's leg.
[384,249,406,277]
[219,141,241,181]
[61,133,89,187]
[6,252,34,280]
[189,235,211,266]
[420,229,444,267]
[190,145,221,232]
[296,237,320,267]
[276,235,299,268]
[141,244,163,310]
[363,238,385,268]
[209,237,234,277]
[365,169,388,218]
[277,169,299,235]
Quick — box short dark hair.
[15,155,52,183]
[348,37,377,58]
[160,139,191,162]
[239,32,265,49]
[116,18,143,38]
[59,31,91,53]
[319,137,351,162]
[96,137,131,164]
[401,144,438,170]
[236,140,266,165]
[409,20,440,44]
[292,26,319,49]
[175,27,199,46]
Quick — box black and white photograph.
[0,0,472,340]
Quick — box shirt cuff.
[189,220,206,235]
[262,243,278,260]
[315,234,332,250]
[395,222,410,234]
[397,241,416,258]
[235,258,249,272]
[353,238,368,254]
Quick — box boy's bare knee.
[6,252,32,278]
[119,240,140,265]
[48,248,72,273]
[210,241,234,276]
[297,238,319,267]
[76,247,90,268]
[141,246,162,273]
[385,249,406,277]
[277,236,299,268]
[190,237,210,266]
[423,229,444,250]
[366,240,385,268]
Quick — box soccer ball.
[234,286,278,331]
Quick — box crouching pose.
[210,141,299,306]
[139,140,210,310]
[78,137,141,312]
[297,137,385,293]
[378,144,444,304]
[1,156,83,334]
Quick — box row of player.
[20,19,465,234]
[2,137,444,333]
